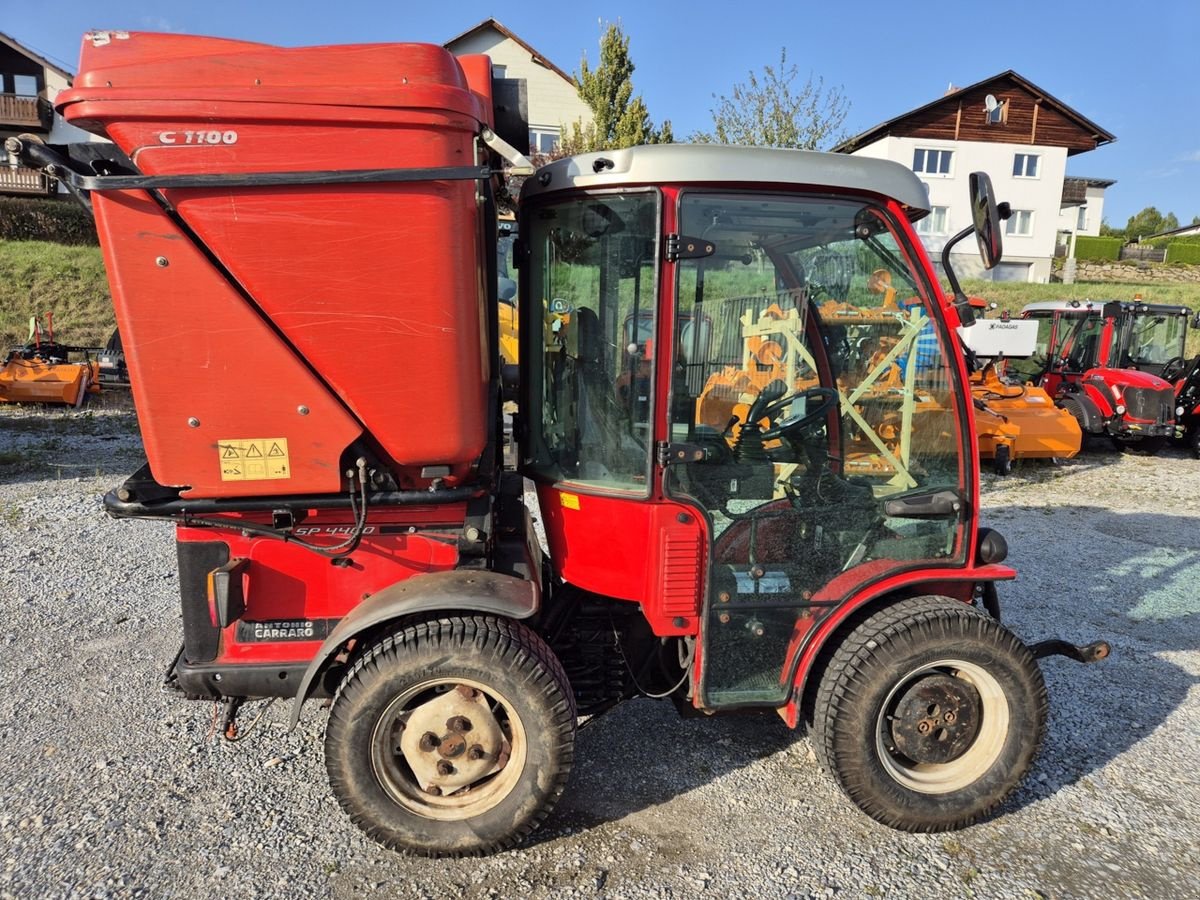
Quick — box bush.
[1166,241,1200,265]
[1073,235,1122,261]
[0,197,97,245]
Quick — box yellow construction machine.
[961,299,1081,474]
[0,314,101,407]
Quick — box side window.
[1007,315,1052,382]
[527,194,659,492]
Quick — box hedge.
[1074,235,1122,261]
[1166,241,1200,265]
[0,196,98,245]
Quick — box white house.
[444,19,592,156]
[1,30,103,197]
[834,71,1116,283]
[1056,176,1115,240]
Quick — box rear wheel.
[324,616,575,856]
[812,596,1046,831]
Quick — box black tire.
[324,615,576,857]
[812,596,1047,832]
[993,444,1013,476]
[1110,435,1167,455]
[1191,427,1200,460]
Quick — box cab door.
[662,191,972,708]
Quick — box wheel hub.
[889,673,981,764]
[396,685,506,793]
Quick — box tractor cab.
[1113,301,1190,379]
[519,147,978,707]
[1020,300,1177,450]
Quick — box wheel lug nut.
[418,732,441,752]
[944,712,956,724]
[447,716,472,733]
[424,785,442,796]
[468,744,486,760]
[436,760,455,776]
[917,721,931,734]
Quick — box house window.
[915,206,949,235]
[528,128,560,155]
[1012,153,1039,178]
[12,74,38,97]
[987,101,1007,125]
[492,64,507,79]
[913,148,953,176]
[1076,206,1088,232]
[1006,210,1034,236]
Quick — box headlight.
[1115,404,1126,415]
[1177,406,1186,417]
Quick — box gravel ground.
[1,401,1197,899]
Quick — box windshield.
[1125,310,1187,366]
[523,191,659,492]
[670,193,961,494]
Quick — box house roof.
[0,30,73,81]
[443,18,575,86]
[833,70,1115,156]
[1141,222,1200,242]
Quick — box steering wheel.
[759,387,840,440]
[1159,356,1188,382]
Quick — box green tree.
[1098,219,1124,238]
[563,23,672,153]
[691,49,849,150]
[1124,206,1179,241]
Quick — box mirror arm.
[941,224,978,327]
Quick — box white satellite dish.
[984,94,1000,113]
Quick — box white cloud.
[140,16,178,32]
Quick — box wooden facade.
[836,71,1115,156]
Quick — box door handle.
[883,489,965,519]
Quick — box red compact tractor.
[1016,300,1180,452]
[10,32,1108,857]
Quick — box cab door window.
[524,193,660,492]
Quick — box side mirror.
[969,172,1004,269]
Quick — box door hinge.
[664,233,716,263]
[656,441,708,466]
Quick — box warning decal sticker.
[218,438,291,481]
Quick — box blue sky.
[7,0,1199,226]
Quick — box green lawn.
[0,239,113,348]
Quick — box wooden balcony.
[0,92,42,126]
[0,164,51,195]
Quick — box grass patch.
[0,503,20,527]
[0,239,113,348]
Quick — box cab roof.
[520,144,931,220]
[1023,299,1190,315]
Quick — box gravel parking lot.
[1,402,1197,899]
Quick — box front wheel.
[324,616,576,856]
[812,596,1046,831]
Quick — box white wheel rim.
[369,677,528,821]
[875,659,1009,794]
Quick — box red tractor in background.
[1015,299,1181,452]
[10,31,1109,857]
[1108,299,1200,458]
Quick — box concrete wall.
[853,135,1069,283]
[448,32,591,147]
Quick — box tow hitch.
[1029,639,1111,664]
